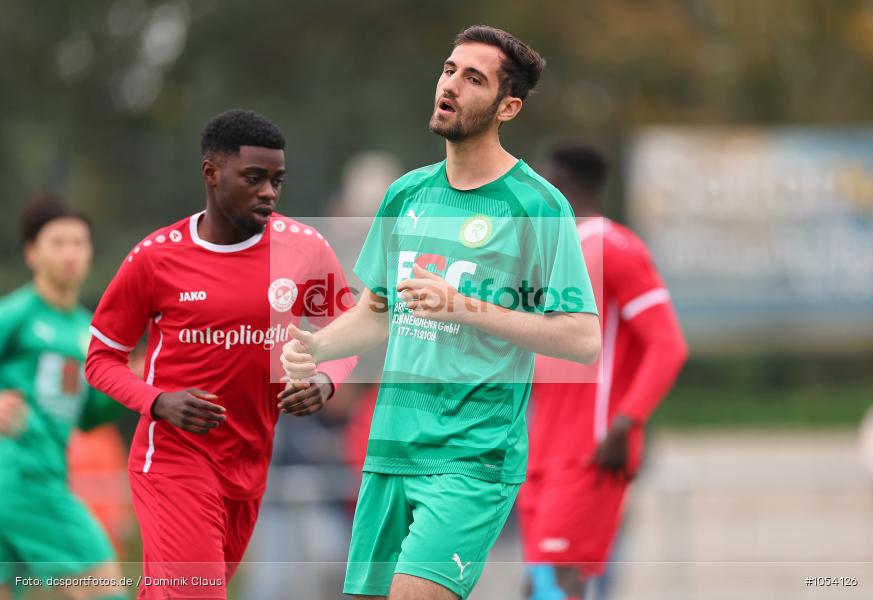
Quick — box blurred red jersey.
[529,217,685,475]
[86,212,356,499]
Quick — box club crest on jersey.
[460,215,492,248]
[269,278,298,312]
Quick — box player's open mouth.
[252,206,273,224]
[437,99,456,114]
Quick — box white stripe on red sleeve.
[89,325,135,352]
[621,288,671,321]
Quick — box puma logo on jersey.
[33,320,56,343]
[178,290,207,302]
[406,208,425,228]
[451,553,471,581]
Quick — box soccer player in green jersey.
[281,25,602,600]
[0,195,126,600]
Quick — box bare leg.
[389,574,459,600]
[524,564,586,599]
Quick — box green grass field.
[652,355,872,428]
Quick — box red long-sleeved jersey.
[529,217,687,475]
[86,212,357,499]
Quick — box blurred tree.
[1,0,872,305]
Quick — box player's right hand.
[0,390,27,438]
[281,322,319,385]
[151,389,226,434]
[591,414,636,480]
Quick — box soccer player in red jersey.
[519,142,688,600]
[85,110,357,599]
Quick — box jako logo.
[397,251,477,288]
[179,291,207,302]
[538,538,570,553]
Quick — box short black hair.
[20,192,91,245]
[455,25,545,101]
[547,141,609,194]
[200,109,286,159]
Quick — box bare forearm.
[397,265,600,364]
[314,293,389,362]
[457,298,601,364]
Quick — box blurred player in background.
[69,343,145,554]
[85,109,357,599]
[68,423,132,555]
[0,194,126,600]
[519,141,688,600]
[282,26,601,600]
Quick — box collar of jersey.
[188,211,264,253]
[439,158,525,192]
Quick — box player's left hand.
[592,414,636,479]
[397,264,468,322]
[0,390,27,438]
[277,372,335,417]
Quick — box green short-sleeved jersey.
[354,160,598,483]
[0,284,123,488]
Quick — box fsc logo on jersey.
[396,251,477,287]
[393,250,589,313]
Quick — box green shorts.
[0,480,116,587]
[344,472,519,599]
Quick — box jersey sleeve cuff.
[316,358,354,391]
[143,388,166,418]
[352,269,389,299]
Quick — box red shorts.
[129,469,261,599]
[518,464,629,577]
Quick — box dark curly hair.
[20,192,91,245]
[454,25,545,101]
[547,140,609,194]
[200,109,286,159]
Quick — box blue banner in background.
[628,127,873,354]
